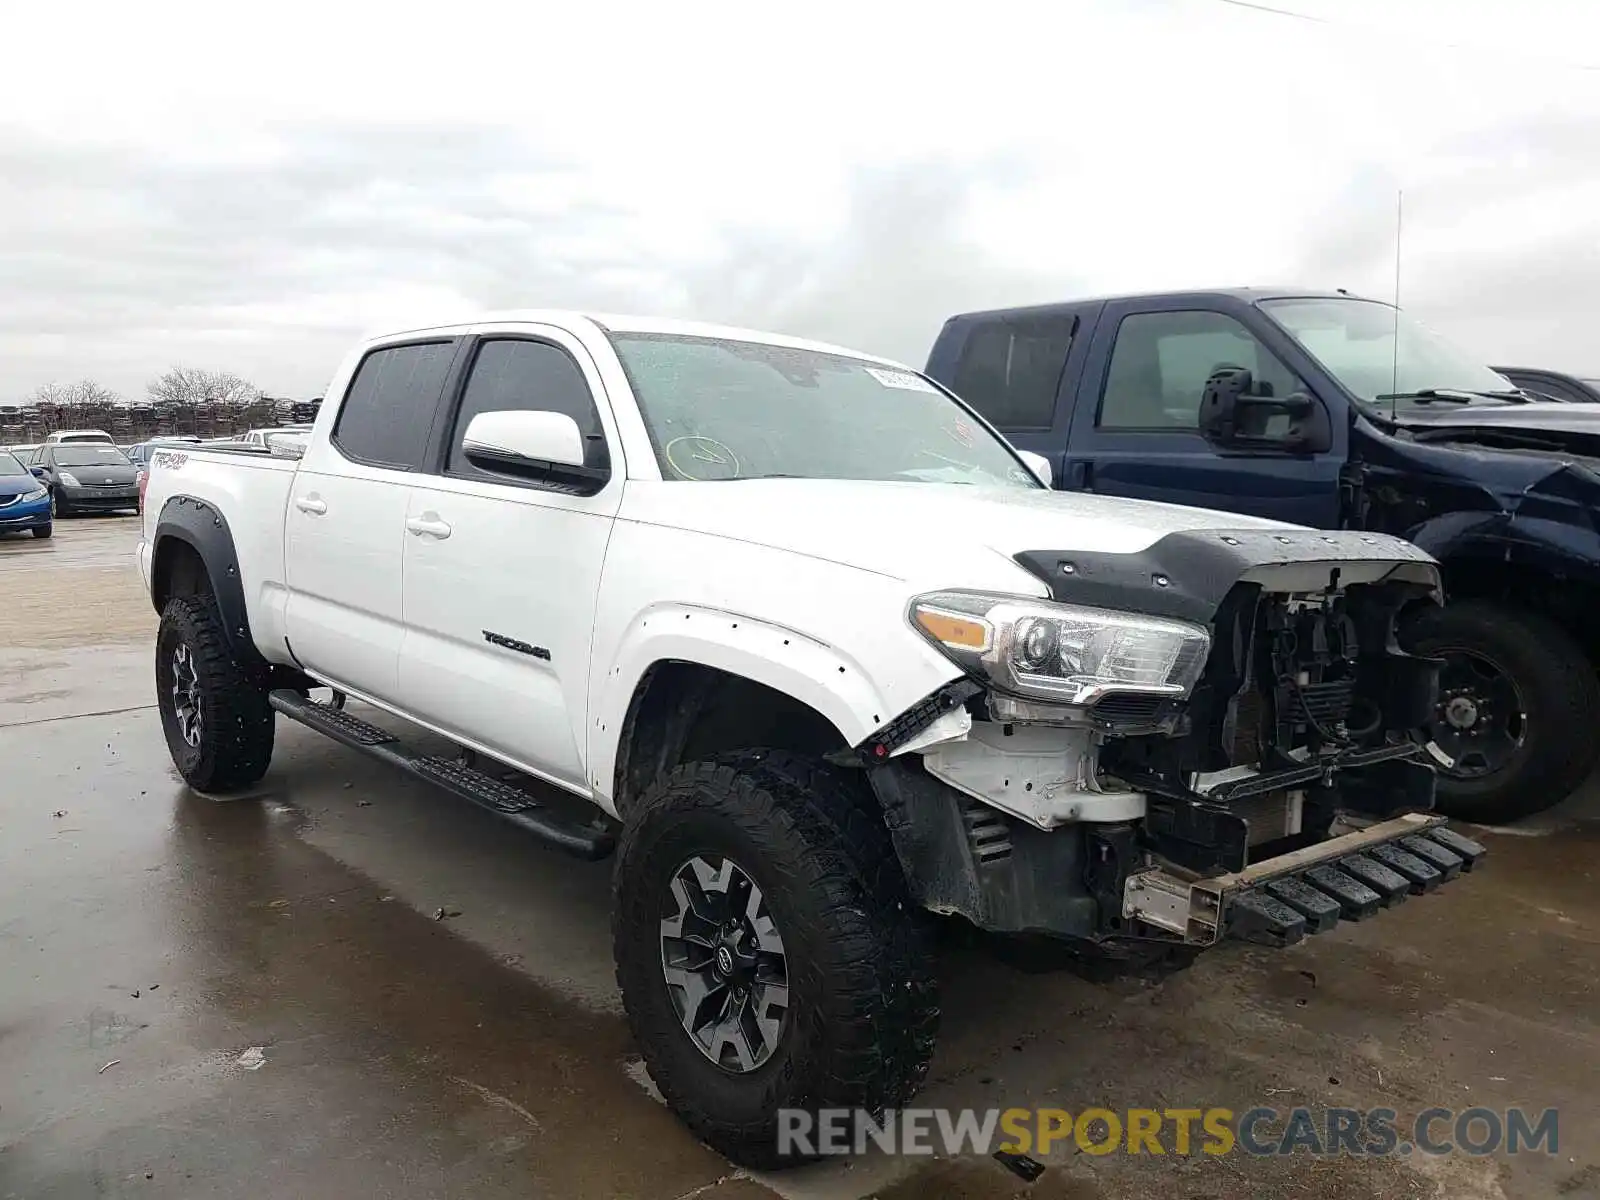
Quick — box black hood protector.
[1013,528,1441,625]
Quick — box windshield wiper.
[1375,388,1529,406]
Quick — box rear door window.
[950,315,1076,430]
[332,341,458,470]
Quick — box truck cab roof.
[943,287,1380,325]
[373,310,905,366]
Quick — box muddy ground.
[1,518,1595,1199]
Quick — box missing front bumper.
[1122,812,1485,948]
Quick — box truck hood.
[1354,411,1600,572]
[623,480,1299,591]
[1397,401,1600,458]
[624,479,1438,622]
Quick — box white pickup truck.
[138,311,1483,1167]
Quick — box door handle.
[295,496,327,515]
[1061,460,1094,492]
[406,515,452,539]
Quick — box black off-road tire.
[612,750,939,1169]
[1405,600,1599,824]
[155,595,275,793]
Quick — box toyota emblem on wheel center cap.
[715,945,734,976]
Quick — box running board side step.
[268,690,615,861]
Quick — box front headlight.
[22,485,46,501]
[57,471,80,487]
[910,591,1211,705]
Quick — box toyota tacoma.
[137,311,1483,1167]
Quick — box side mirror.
[1018,450,1053,488]
[29,466,47,478]
[461,409,607,490]
[1198,368,1332,454]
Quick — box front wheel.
[612,751,938,1169]
[155,595,275,792]
[31,524,51,540]
[1405,600,1600,824]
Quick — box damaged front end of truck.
[863,528,1484,953]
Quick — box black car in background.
[1493,366,1600,403]
[24,443,140,516]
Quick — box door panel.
[395,329,625,793]
[283,469,411,697]
[1063,299,1346,529]
[397,480,618,789]
[283,336,461,701]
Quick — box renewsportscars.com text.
[778,1106,1560,1158]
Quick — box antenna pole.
[1390,190,1403,408]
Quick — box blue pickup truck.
[927,288,1600,823]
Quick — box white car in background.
[240,424,313,449]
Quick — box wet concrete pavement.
[2,519,1597,1199]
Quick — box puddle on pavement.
[0,713,753,1200]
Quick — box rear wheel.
[613,750,938,1168]
[155,595,275,792]
[1405,600,1599,824]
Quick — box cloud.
[678,157,1080,364]
[1,0,1598,399]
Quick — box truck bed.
[137,445,300,664]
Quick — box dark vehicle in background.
[24,442,140,517]
[1493,366,1600,404]
[126,435,203,469]
[927,288,1600,824]
[0,448,51,538]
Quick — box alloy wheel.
[170,643,204,748]
[659,854,790,1073]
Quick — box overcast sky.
[2,0,1597,400]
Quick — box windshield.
[0,451,27,477]
[609,334,1038,487]
[1261,297,1515,416]
[54,445,132,467]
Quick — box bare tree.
[29,381,76,408]
[147,366,262,409]
[67,379,121,406]
[30,379,120,407]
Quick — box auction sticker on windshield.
[865,367,939,392]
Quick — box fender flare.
[150,494,266,674]
[589,602,916,807]
[1409,511,1600,580]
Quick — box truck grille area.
[1288,677,1355,728]
[1185,578,1438,774]
[1102,574,1443,877]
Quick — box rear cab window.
[949,314,1076,431]
[332,341,458,470]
